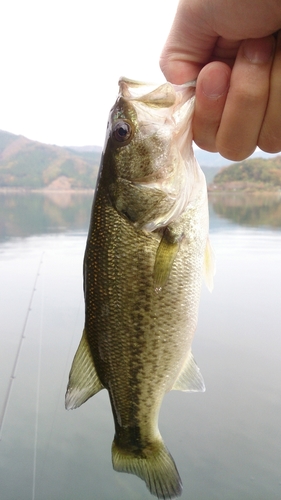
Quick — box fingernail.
[243,37,274,64]
[201,69,229,99]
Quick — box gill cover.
[106,77,204,233]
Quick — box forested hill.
[1,129,280,192]
[210,156,281,192]
[0,130,101,189]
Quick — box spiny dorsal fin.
[204,236,215,292]
[65,329,104,409]
[172,351,205,392]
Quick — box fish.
[65,77,214,499]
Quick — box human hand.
[160,0,281,160]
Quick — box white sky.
[0,0,179,147]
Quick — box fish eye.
[112,120,133,144]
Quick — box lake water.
[0,192,281,500]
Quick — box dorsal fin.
[65,329,104,409]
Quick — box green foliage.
[214,156,281,189]
[0,130,16,154]
[0,130,101,189]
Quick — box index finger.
[160,3,217,83]
[216,36,275,160]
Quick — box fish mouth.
[118,76,196,109]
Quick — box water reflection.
[210,192,281,228]
[0,193,281,500]
[2,192,281,244]
[0,192,93,241]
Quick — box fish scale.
[65,77,214,499]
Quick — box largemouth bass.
[65,77,214,499]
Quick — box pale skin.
[160,0,281,160]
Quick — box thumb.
[160,1,218,83]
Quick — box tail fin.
[112,439,182,499]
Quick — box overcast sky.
[0,0,179,147]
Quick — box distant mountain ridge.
[0,129,280,191]
[68,145,102,153]
[0,130,101,189]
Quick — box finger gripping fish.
[65,77,214,499]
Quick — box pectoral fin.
[65,329,104,410]
[204,236,215,292]
[172,351,205,392]
[153,239,179,291]
[153,226,183,290]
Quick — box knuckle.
[216,141,255,162]
[232,79,269,105]
[194,137,218,153]
[193,121,218,153]
[236,89,266,107]
[258,129,281,153]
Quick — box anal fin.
[172,351,205,392]
[65,329,104,409]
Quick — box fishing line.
[0,252,44,441]
[39,282,84,477]
[32,255,45,500]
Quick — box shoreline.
[208,189,281,195]
[0,187,94,194]
[1,187,280,197]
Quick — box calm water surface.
[0,192,280,500]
